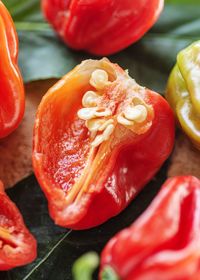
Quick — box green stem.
[101,266,120,280]
[72,252,99,280]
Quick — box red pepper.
[100,176,200,280]
[42,0,164,55]
[0,181,37,270]
[32,58,174,230]
[0,1,25,138]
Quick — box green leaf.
[166,0,199,3]
[3,0,42,21]
[1,0,200,93]
[0,162,168,280]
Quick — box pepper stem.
[101,266,120,280]
[72,252,99,280]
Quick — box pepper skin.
[0,1,25,138]
[100,176,200,280]
[32,58,174,230]
[166,41,200,150]
[0,181,37,270]
[42,0,164,56]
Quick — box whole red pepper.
[32,58,174,230]
[0,181,37,270]
[42,0,164,55]
[100,176,200,280]
[0,1,25,138]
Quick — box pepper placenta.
[0,181,37,270]
[0,1,25,138]
[42,0,164,55]
[100,176,200,280]
[166,41,200,150]
[33,58,174,230]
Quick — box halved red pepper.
[0,181,37,270]
[32,58,174,230]
[0,1,25,138]
[100,176,200,280]
[42,0,164,55]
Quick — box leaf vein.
[22,230,72,280]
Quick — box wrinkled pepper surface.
[0,181,37,270]
[100,176,200,280]
[33,58,174,230]
[0,1,25,138]
[42,0,164,55]
[166,41,200,150]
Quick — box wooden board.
[168,131,200,179]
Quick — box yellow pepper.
[166,41,200,149]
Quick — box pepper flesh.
[0,181,37,270]
[100,176,200,280]
[42,0,164,55]
[166,41,200,150]
[0,1,25,138]
[32,58,174,230]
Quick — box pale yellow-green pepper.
[166,41,200,149]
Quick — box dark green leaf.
[166,0,199,3]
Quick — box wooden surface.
[0,79,57,188]
[168,131,200,179]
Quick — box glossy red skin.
[42,0,164,55]
[33,60,174,230]
[0,181,37,270]
[100,176,200,280]
[0,1,25,138]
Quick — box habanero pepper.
[0,181,37,270]
[100,176,200,280]
[32,58,174,230]
[42,0,164,56]
[166,41,200,150]
[0,1,25,138]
